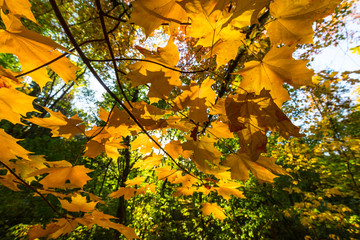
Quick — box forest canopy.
[0,0,359,239]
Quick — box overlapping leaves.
[0,0,343,237]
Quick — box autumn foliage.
[0,0,355,239]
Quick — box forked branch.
[49,0,199,180]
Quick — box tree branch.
[50,0,198,180]
[0,160,69,219]
[95,0,133,108]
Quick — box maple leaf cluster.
[0,0,342,239]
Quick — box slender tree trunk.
[113,136,131,239]
[114,89,138,239]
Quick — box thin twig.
[15,39,104,78]
[88,103,117,140]
[98,159,113,197]
[15,52,69,78]
[89,58,208,74]
[0,160,70,219]
[95,0,133,108]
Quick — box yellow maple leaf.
[165,116,195,133]
[207,120,234,139]
[81,211,139,239]
[104,138,127,159]
[155,165,179,181]
[173,78,216,123]
[132,102,167,120]
[197,185,215,195]
[28,107,85,139]
[125,176,146,186]
[0,0,37,23]
[172,174,198,197]
[0,173,21,191]
[28,165,92,189]
[0,87,36,124]
[225,90,302,161]
[164,140,193,159]
[171,174,197,187]
[84,129,125,159]
[203,165,232,180]
[86,192,106,204]
[178,0,247,66]
[201,202,226,220]
[100,103,166,135]
[127,69,173,103]
[235,46,313,106]
[136,184,156,195]
[59,194,97,212]
[214,180,245,200]
[131,40,179,70]
[110,225,139,240]
[46,218,79,239]
[223,152,278,183]
[109,187,137,200]
[131,0,188,36]
[267,0,342,45]
[13,155,47,181]
[0,13,79,89]
[133,152,162,170]
[207,26,246,67]
[213,90,302,160]
[100,107,138,136]
[178,0,230,43]
[236,129,268,161]
[128,39,181,88]
[256,156,290,176]
[228,89,303,137]
[173,185,197,197]
[0,65,21,88]
[214,0,270,25]
[0,129,30,163]
[182,135,222,172]
[131,133,160,155]
[29,222,65,240]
